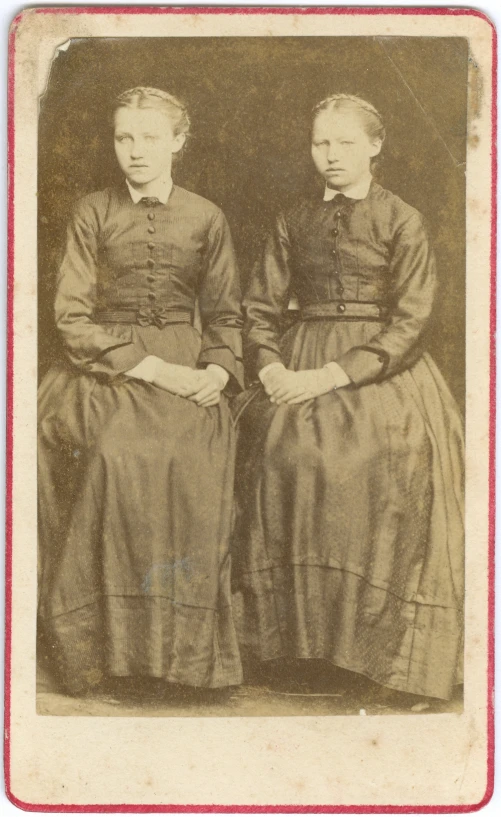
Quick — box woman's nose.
[130,140,144,159]
[327,145,339,163]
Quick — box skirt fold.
[234,319,464,699]
[38,324,242,691]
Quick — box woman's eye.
[341,141,354,145]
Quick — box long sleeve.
[242,213,292,380]
[55,199,146,377]
[196,209,244,394]
[336,213,437,386]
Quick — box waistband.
[301,302,389,321]
[94,308,193,328]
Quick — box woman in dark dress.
[38,87,244,696]
[234,94,464,701]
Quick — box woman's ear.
[369,139,382,159]
[172,132,187,154]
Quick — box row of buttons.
[146,211,156,301]
[332,209,344,301]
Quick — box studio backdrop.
[38,36,467,409]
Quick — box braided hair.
[112,87,190,139]
[312,94,385,144]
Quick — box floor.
[37,659,463,718]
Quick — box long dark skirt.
[233,319,464,700]
[38,324,242,693]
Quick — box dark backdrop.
[38,36,467,408]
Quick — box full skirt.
[38,324,242,693]
[233,318,464,700]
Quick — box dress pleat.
[234,318,464,700]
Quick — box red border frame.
[5,6,496,813]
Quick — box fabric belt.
[301,302,389,321]
[94,308,193,328]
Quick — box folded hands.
[126,356,228,407]
[260,362,350,405]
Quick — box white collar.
[323,176,372,202]
[126,176,173,205]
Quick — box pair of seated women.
[38,87,464,704]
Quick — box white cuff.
[258,361,285,383]
[125,355,158,383]
[206,364,230,388]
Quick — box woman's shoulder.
[279,194,322,229]
[369,183,424,228]
[171,185,224,223]
[70,187,117,221]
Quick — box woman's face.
[311,109,382,191]
[114,106,185,188]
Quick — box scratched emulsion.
[376,37,468,168]
[142,559,193,595]
[467,51,484,150]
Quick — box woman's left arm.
[196,209,244,395]
[335,212,437,387]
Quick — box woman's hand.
[151,360,204,399]
[186,366,226,407]
[260,364,310,405]
[126,357,227,405]
[286,369,338,403]
[261,363,350,405]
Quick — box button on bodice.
[286,192,395,309]
[94,193,212,314]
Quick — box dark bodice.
[93,187,216,313]
[286,188,407,307]
[243,182,437,386]
[55,184,243,388]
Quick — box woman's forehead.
[313,109,367,136]
[114,106,173,131]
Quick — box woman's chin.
[324,174,348,187]
[126,172,155,187]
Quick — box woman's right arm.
[243,213,292,381]
[56,198,200,396]
[55,197,147,377]
[243,214,318,404]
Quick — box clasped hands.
[260,362,350,405]
[154,361,226,407]
[127,356,227,407]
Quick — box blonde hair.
[312,94,385,144]
[112,86,190,139]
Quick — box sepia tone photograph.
[6,6,494,811]
[36,33,466,719]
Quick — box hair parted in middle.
[312,94,386,145]
[112,86,191,139]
